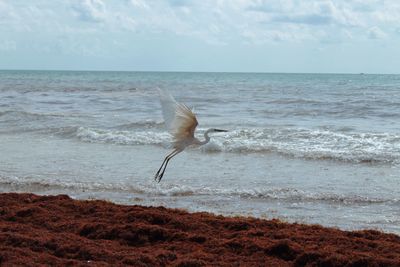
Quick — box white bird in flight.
[155,89,227,182]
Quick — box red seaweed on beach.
[1,193,400,266]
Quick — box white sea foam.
[68,127,400,164]
[75,127,170,146]
[1,175,395,205]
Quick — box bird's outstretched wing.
[158,88,198,141]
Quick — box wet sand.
[0,193,399,266]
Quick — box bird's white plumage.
[155,88,227,182]
[158,88,198,148]
[158,88,177,130]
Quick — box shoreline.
[1,192,399,266]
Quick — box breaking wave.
[0,175,396,205]
[2,108,398,164]
[64,127,400,164]
[152,185,398,205]
[75,127,170,146]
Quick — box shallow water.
[1,70,399,233]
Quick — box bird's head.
[210,128,228,133]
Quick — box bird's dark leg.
[157,153,177,182]
[156,149,182,183]
[155,149,177,181]
[156,149,181,182]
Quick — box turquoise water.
[1,70,399,233]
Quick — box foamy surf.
[0,175,396,205]
[75,127,170,146]
[53,126,400,164]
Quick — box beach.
[3,1,400,265]
[1,71,400,265]
[1,192,400,266]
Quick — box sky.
[0,0,399,73]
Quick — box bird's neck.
[199,129,212,145]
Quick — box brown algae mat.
[0,193,399,266]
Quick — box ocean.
[0,70,399,233]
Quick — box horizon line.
[0,68,398,75]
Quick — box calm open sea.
[1,70,399,233]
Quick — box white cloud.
[130,0,148,9]
[0,0,398,49]
[271,14,333,25]
[71,0,106,22]
[371,1,400,23]
[263,1,362,27]
[1,0,400,73]
[0,1,19,28]
[368,26,386,39]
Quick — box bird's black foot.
[156,175,162,183]
[155,172,164,183]
[154,166,164,182]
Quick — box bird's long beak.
[214,129,228,132]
